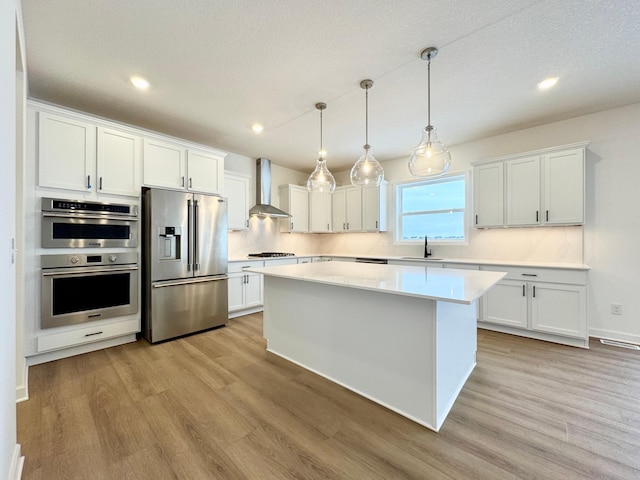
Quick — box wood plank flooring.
[17,314,640,479]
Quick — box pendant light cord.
[365,85,369,148]
[320,108,323,154]
[427,58,431,129]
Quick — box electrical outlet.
[611,303,623,315]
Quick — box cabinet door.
[225,172,250,230]
[481,279,528,328]
[97,127,140,197]
[187,149,224,194]
[506,156,541,226]
[245,273,263,308]
[228,273,246,312]
[309,190,332,232]
[289,187,309,232]
[362,185,387,232]
[38,112,96,192]
[473,163,504,227]
[332,188,347,232]
[531,283,586,338]
[345,187,362,231]
[143,138,186,189]
[543,149,584,225]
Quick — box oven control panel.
[41,252,138,269]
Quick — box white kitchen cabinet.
[37,317,139,353]
[143,138,185,189]
[543,148,584,225]
[279,185,309,233]
[472,143,587,229]
[332,186,363,232]
[143,139,225,194]
[309,190,332,233]
[187,148,224,194]
[38,112,96,192]
[362,182,388,232]
[506,155,541,226]
[38,111,141,197]
[479,264,588,346]
[228,261,264,315]
[225,171,250,230]
[96,127,140,196]
[473,162,504,227]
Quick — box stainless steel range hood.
[249,158,291,218]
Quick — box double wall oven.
[40,198,139,329]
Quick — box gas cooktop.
[248,252,295,258]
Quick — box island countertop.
[245,261,506,305]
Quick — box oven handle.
[42,212,138,221]
[152,275,228,288]
[42,265,139,276]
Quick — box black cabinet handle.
[99,177,103,190]
[181,176,185,187]
[546,210,549,221]
[475,214,478,225]
[85,331,103,337]
[536,210,539,222]
[533,286,536,298]
[87,175,92,189]
[189,178,193,189]
[523,285,526,296]
[522,273,538,277]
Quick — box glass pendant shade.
[350,145,384,187]
[307,157,336,193]
[408,127,451,177]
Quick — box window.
[395,173,467,244]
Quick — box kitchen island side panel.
[262,275,476,431]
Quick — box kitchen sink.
[400,256,444,261]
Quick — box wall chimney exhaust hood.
[249,158,291,218]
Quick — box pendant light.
[408,47,452,177]
[307,102,336,193]
[350,79,384,188]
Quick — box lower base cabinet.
[228,261,264,314]
[479,265,588,347]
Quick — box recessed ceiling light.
[130,76,150,90]
[251,123,264,134]
[537,76,559,90]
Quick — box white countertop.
[229,254,590,270]
[245,261,506,305]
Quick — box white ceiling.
[21,0,640,172]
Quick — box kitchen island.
[244,261,505,432]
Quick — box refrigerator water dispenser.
[158,226,181,260]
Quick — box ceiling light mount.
[408,46,451,177]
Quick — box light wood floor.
[18,313,640,479]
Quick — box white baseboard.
[8,444,24,480]
[16,359,28,402]
[26,334,136,366]
[589,328,640,346]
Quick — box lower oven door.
[41,264,139,328]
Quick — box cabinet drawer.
[37,318,139,353]
[229,260,264,273]
[480,265,587,285]
[265,258,298,266]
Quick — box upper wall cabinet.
[473,162,504,227]
[472,143,587,228]
[279,185,309,233]
[309,190,332,233]
[97,127,140,196]
[362,182,388,232]
[225,171,250,231]
[143,139,225,195]
[38,112,140,197]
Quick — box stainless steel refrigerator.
[142,187,228,343]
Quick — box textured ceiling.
[21,0,640,171]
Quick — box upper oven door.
[42,213,138,248]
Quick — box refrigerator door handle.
[193,199,200,271]
[187,198,193,271]
[152,275,228,288]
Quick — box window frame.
[394,171,470,246]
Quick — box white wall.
[1,0,21,477]
[328,102,640,343]
[225,153,322,258]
